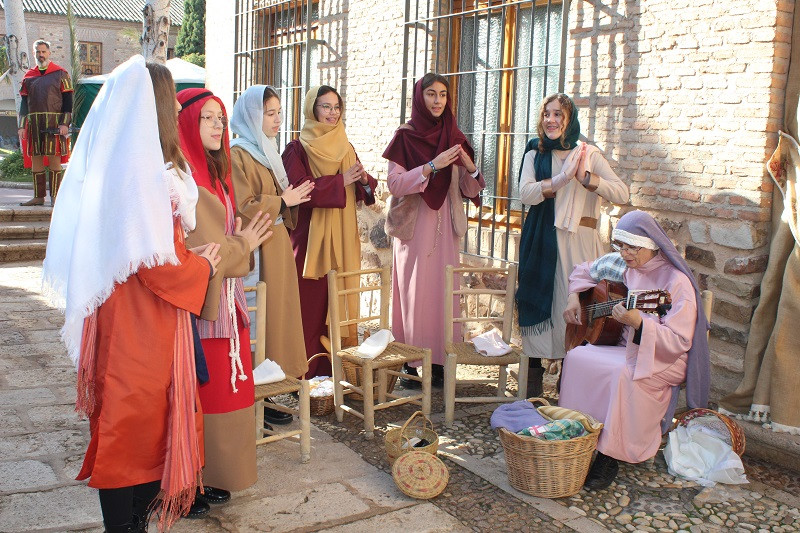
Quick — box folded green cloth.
[517,419,587,440]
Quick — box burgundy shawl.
[382,78,478,209]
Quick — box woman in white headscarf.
[42,56,221,532]
[230,85,312,382]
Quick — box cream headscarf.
[298,86,360,280]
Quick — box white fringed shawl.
[42,55,198,367]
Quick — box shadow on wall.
[569,0,773,400]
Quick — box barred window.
[234,0,319,144]
[402,0,568,262]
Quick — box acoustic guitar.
[564,280,672,352]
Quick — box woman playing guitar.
[559,210,711,490]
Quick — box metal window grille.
[234,0,319,146]
[402,0,569,262]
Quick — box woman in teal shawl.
[516,93,629,396]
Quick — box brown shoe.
[19,197,44,206]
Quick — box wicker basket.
[498,397,603,499]
[673,408,745,456]
[385,411,439,465]
[342,359,403,402]
[392,450,449,499]
[307,353,335,416]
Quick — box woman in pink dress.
[382,73,485,388]
[560,210,710,490]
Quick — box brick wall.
[313,0,408,270]
[567,0,793,398]
[0,12,180,76]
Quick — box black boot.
[398,363,421,389]
[584,452,619,490]
[196,486,231,504]
[526,367,545,398]
[264,398,293,425]
[186,498,210,519]
[431,364,444,388]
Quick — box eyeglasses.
[316,103,341,114]
[611,241,642,254]
[200,114,228,129]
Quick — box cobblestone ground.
[298,369,800,533]
[3,261,800,533]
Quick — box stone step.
[0,221,50,240]
[0,239,47,262]
[0,206,53,222]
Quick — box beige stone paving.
[0,263,468,533]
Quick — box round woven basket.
[392,450,449,499]
[498,397,603,499]
[385,411,439,465]
[672,408,745,456]
[307,353,334,416]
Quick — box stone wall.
[209,0,796,402]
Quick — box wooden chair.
[443,264,528,427]
[245,282,311,463]
[327,267,432,439]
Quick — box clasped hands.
[425,145,476,177]
[343,162,369,186]
[552,143,587,188]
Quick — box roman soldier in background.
[18,39,73,206]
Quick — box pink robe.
[559,253,696,463]
[388,162,484,366]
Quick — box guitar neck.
[590,297,627,319]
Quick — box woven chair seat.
[339,341,427,368]
[445,342,522,366]
[254,377,302,401]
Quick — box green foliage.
[181,53,205,68]
[0,45,9,74]
[175,0,205,57]
[0,151,33,183]
[66,0,85,115]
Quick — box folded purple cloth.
[491,400,549,433]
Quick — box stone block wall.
[567,0,793,398]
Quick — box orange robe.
[76,218,210,489]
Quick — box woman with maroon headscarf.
[177,88,272,516]
[383,73,485,387]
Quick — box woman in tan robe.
[230,85,312,381]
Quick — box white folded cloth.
[355,329,395,359]
[309,376,334,397]
[252,358,286,385]
[471,328,512,357]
